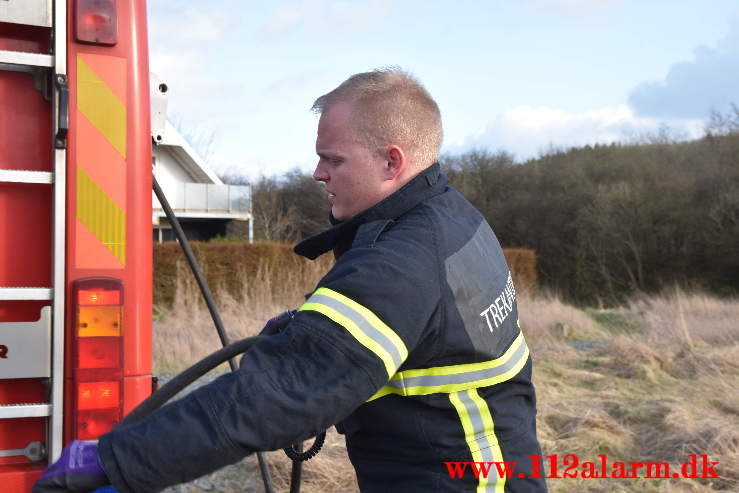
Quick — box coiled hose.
[151,175,324,493]
[118,337,261,428]
[117,336,326,493]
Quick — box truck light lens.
[78,288,121,306]
[77,338,121,369]
[76,409,121,440]
[78,306,121,337]
[76,0,118,46]
[77,381,120,410]
[73,278,124,440]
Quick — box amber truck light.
[76,0,118,46]
[73,278,124,440]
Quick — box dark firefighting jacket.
[98,163,546,493]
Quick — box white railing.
[153,183,251,215]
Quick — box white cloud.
[628,14,739,119]
[460,104,704,159]
[147,5,246,132]
[263,0,319,34]
[148,7,235,81]
[542,0,623,16]
[263,0,393,35]
[150,7,232,44]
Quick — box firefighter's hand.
[32,440,109,493]
[259,309,296,336]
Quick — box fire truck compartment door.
[0,0,52,27]
[0,306,51,379]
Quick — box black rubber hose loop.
[116,335,324,493]
[283,433,326,462]
[118,337,263,428]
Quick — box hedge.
[154,242,537,307]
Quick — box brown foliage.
[503,248,537,294]
[153,241,317,308]
[155,243,538,309]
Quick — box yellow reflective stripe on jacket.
[449,389,506,493]
[300,287,408,378]
[368,331,529,401]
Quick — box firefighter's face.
[313,102,392,221]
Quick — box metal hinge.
[0,441,46,462]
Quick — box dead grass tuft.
[592,335,672,381]
[638,373,739,490]
[519,292,608,342]
[624,288,739,347]
[520,289,738,492]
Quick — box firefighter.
[34,68,547,493]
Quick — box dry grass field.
[153,256,738,493]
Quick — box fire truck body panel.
[1,1,153,490]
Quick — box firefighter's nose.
[313,163,328,182]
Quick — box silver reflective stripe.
[457,390,498,492]
[386,336,527,391]
[308,293,405,371]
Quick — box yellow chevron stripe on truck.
[77,166,126,264]
[75,53,128,268]
[77,56,127,158]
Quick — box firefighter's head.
[312,68,443,221]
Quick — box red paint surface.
[0,21,54,489]
[65,0,152,444]
[2,2,153,490]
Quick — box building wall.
[151,144,252,243]
[152,147,198,209]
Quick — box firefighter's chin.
[332,205,349,222]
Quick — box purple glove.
[259,309,296,336]
[32,440,109,493]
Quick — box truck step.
[0,403,51,419]
[0,49,53,71]
[0,170,53,184]
[0,288,52,300]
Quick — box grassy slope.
[522,291,738,492]
[154,268,738,492]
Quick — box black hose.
[284,434,326,461]
[118,335,324,493]
[152,175,326,493]
[289,442,303,493]
[118,337,262,427]
[152,176,275,493]
[152,177,238,370]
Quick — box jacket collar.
[294,162,446,259]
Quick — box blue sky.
[147,0,739,178]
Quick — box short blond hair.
[312,68,443,168]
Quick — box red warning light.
[78,289,121,306]
[76,0,118,46]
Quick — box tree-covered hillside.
[223,118,739,304]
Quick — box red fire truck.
[1,1,153,490]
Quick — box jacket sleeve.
[98,217,441,493]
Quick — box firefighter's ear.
[383,144,406,181]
